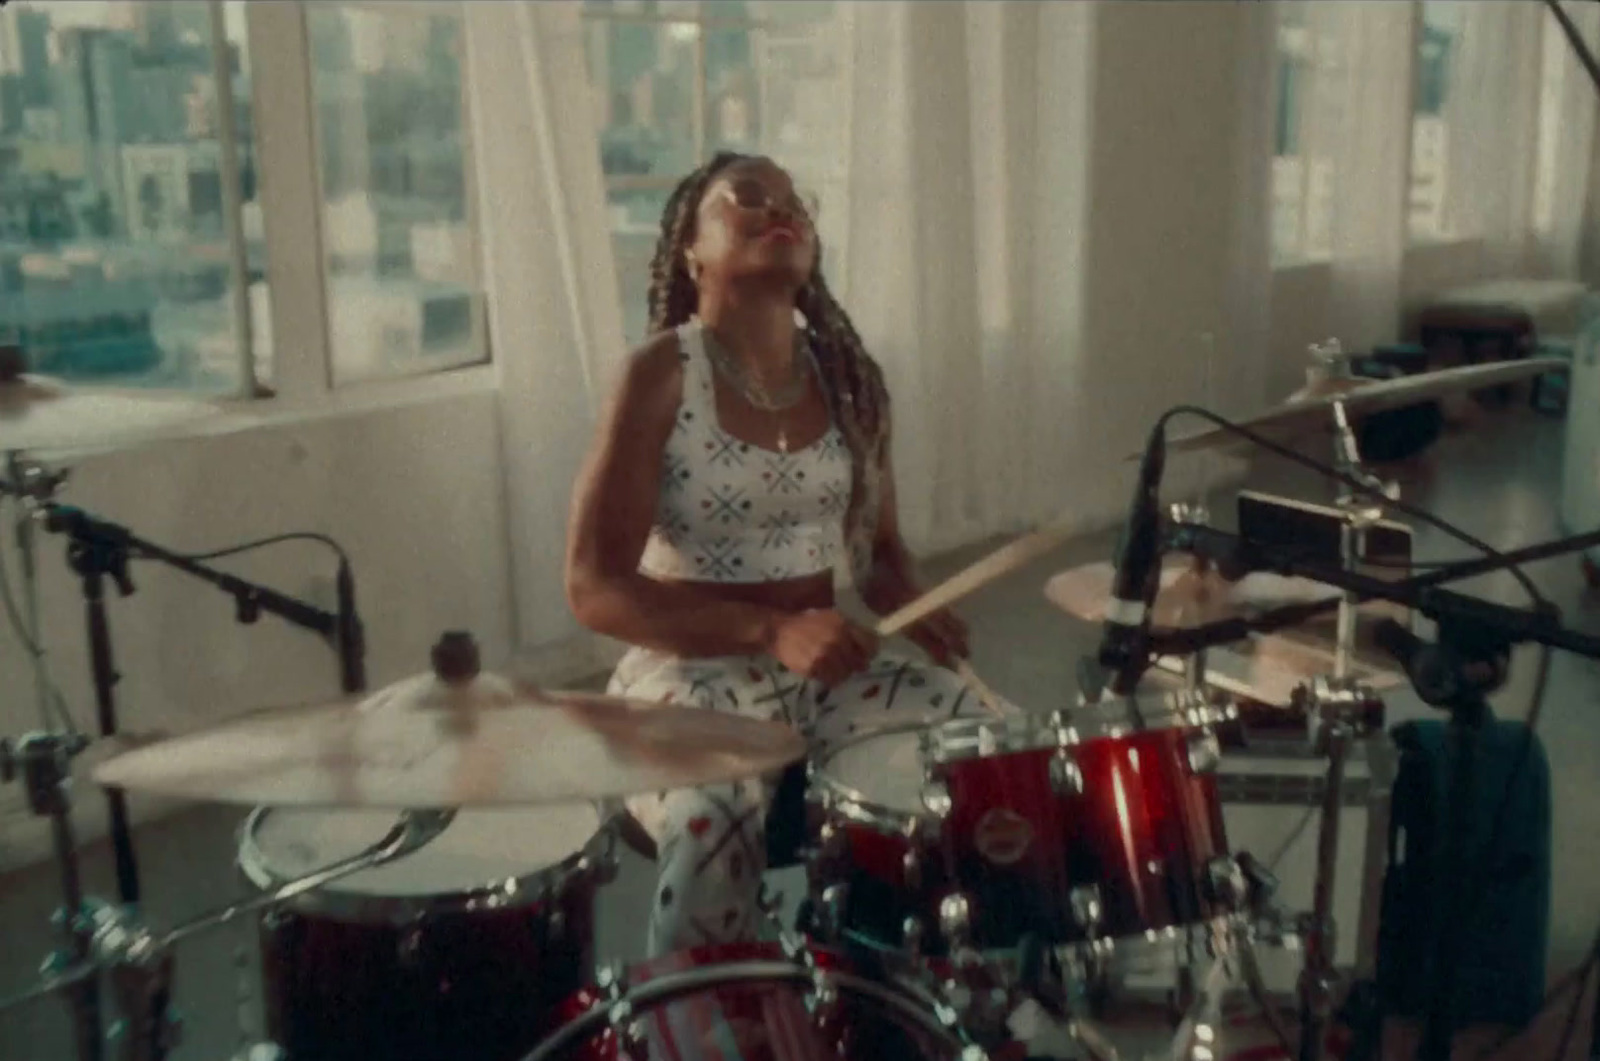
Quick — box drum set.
[1,341,1595,1061]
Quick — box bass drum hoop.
[521,959,976,1061]
[236,806,614,925]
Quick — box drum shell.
[241,809,605,1061]
[809,716,1233,954]
[935,725,1231,946]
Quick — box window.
[580,1,850,347]
[1271,2,1333,263]
[0,0,485,402]
[306,3,486,386]
[0,0,266,393]
[1408,0,1463,241]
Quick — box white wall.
[0,391,516,871]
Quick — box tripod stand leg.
[7,735,105,1061]
[1297,718,1351,1061]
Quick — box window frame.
[203,0,494,410]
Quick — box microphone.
[1096,421,1168,695]
[335,557,366,695]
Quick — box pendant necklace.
[704,330,814,454]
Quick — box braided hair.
[646,152,891,582]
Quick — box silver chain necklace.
[703,328,815,453]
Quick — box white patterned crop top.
[637,319,852,584]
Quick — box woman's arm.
[565,337,784,658]
[855,433,971,662]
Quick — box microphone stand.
[1160,522,1600,1061]
[36,504,352,913]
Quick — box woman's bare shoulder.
[607,329,686,415]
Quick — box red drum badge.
[973,807,1034,866]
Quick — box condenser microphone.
[1096,421,1168,695]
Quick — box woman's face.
[688,157,818,292]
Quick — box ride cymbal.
[0,345,231,454]
[1151,357,1564,457]
[93,633,806,809]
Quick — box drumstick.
[953,658,1009,718]
[873,517,1078,638]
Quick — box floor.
[1,406,1596,1060]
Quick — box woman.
[565,153,999,957]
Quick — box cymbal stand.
[1293,350,1389,1061]
[0,731,104,1061]
[2,450,71,730]
[0,809,455,1061]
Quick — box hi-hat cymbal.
[92,634,807,809]
[1043,558,1345,629]
[1,346,229,454]
[1151,357,1564,458]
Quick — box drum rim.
[522,953,974,1061]
[236,805,615,923]
[809,720,937,835]
[931,691,1236,765]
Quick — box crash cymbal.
[93,633,807,809]
[0,345,229,454]
[1044,558,1346,629]
[1151,357,1564,457]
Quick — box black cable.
[1158,405,1544,606]
[150,530,350,566]
[0,497,80,734]
[1151,404,1558,1056]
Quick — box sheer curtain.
[838,1,1096,556]
[1310,1,1415,353]
[1441,1,1545,276]
[1534,2,1600,279]
[464,1,624,651]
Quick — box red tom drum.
[807,679,1241,956]
[238,804,612,1061]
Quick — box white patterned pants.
[607,647,1003,957]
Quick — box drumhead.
[816,727,926,814]
[240,803,601,897]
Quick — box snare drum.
[530,941,979,1061]
[239,804,613,1061]
[809,682,1241,957]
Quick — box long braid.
[647,155,891,581]
[646,153,743,334]
[795,273,891,578]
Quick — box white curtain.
[1311,1,1416,353]
[1534,2,1600,279]
[1441,1,1546,276]
[839,1,1096,556]
[464,1,624,650]
[839,2,1274,557]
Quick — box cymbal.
[92,635,807,809]
[1043,559,1345,629]
[1155,357,1564,457]
[1,346,228,454]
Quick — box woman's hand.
[768,609,878,687]
[904,608,970,668]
